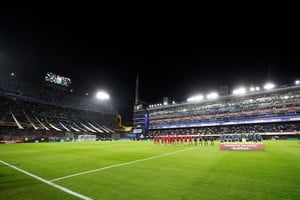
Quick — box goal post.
[77,135,97,141]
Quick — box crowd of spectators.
[0,76,119,142]
[148,86,300,128]
[147,122,300,139]
[0,76,116,114]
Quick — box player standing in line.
[257,133,263,144]
[253,133,257,144]
[155,135,158,144]
[204,136,208,146]
[184,135,188,145]
[199,136,203,146]
[188,135,193,145]
[180,135,184,145]
[194,136,198,146]
[233,133,238,144]
[210,136,215,146]
[241,133,246,144]
[176,134,180,145]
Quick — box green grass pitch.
[0,140,299,200]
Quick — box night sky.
[1,4,300,123]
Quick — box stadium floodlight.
[233,87,246,95]
[172,100,175,104]
[207,92,218,99]
[10,72,15,76]
[249,87,255,92]
[255,86,260,91]
[187,94,204,102]
[295,80,300,85]
[96,91,110,100]
[264,83,275,90]
[85,93,89,96]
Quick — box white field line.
[50,147,196,182]
[0,160,92,200]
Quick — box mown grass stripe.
[50,146,195,182]
[0,159,93,200]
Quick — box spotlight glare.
[96,91,110,100]
[264,83,275,90]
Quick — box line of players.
[153,135,215,146]
[220,133,263,144]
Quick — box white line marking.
[0,160,93,200]
[50,147,195,182]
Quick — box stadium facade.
[133,82,300,139]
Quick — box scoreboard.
[45,72,71,87]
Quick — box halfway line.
[0,160,93,200]
[50,147,195,182]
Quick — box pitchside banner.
[220,144,265,151]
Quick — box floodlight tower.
[133,72,149,139]
[135,72,139,105]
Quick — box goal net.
[78,135,97,141]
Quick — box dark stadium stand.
[0,76,119,142]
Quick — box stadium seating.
[146,84,300,139]
[0,76,118,142]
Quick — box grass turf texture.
[0,140,299,200]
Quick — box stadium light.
[96,91,110,100]
[207,92,218,99]
[250,86,260,92]
[187,94,204,102]
[233,87,246,95]
[11,72,15,76]
[295,80,300,85]
[264,83,275,90]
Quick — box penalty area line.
[0,160,93,200]
[50,146,196,182]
